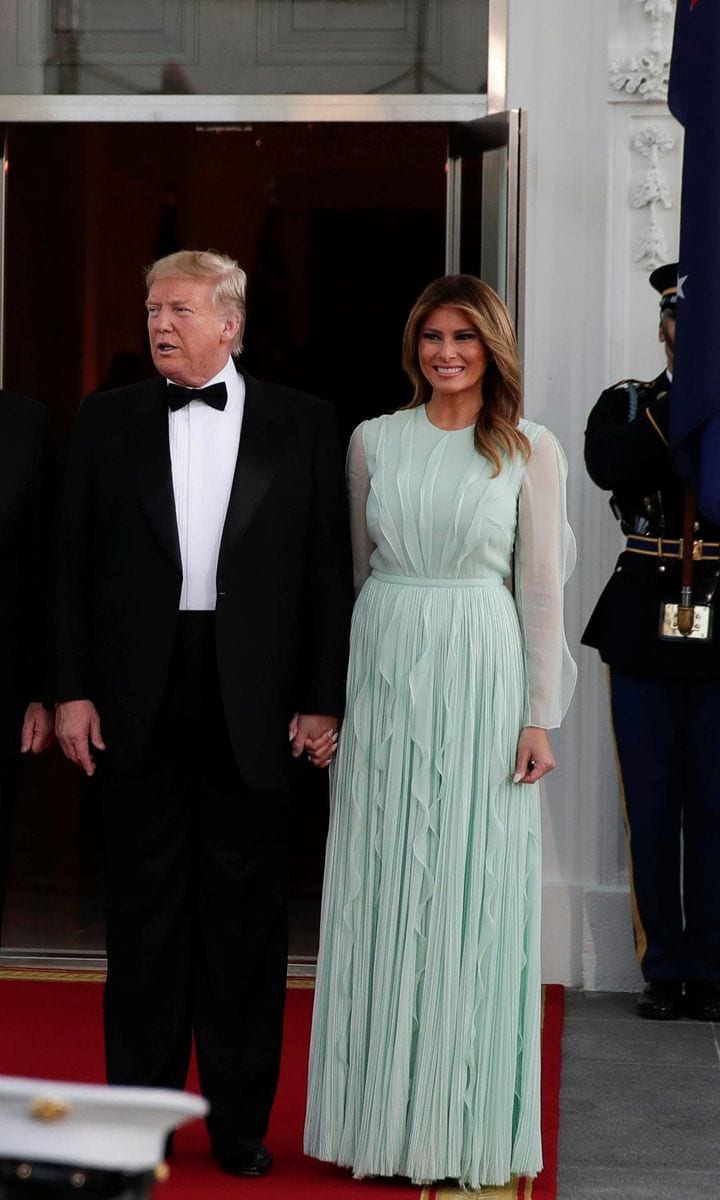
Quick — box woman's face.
[417,306,489,404]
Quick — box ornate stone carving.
[609,0,675,101]
[631,123,675,270]
[637,0,674,17]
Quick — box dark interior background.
[2,121,448,957]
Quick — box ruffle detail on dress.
[304,577,543,1188]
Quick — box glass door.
[446,110,523,332]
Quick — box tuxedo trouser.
[98,613,291,1149]
[610,669,720,982]
[0,758,19,947]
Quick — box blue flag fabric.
[667,0,720,523]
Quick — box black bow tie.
[167,381,228,412]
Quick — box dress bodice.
[346,405,576,728]
[362,406,526,582]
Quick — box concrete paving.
[558,991,720,1199]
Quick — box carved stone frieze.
[631,122,676,271]
[609,0,675,101]
[636,0,674,18]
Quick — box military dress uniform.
[583,367,720,1017]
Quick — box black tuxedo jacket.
[54,366,353,789]
[0,391,51,759]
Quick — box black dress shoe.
[215,1143,273,1178]
[636,980,683,1020]
[684,980,720,1022]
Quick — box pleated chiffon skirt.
[305,571,543,1189]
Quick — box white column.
[507,0,681,988]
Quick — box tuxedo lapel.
[219,372,286,565]
[135,378,182,572]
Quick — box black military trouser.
[611,668,720,982]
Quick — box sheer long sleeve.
[514,428,577,728]
[346,422,375,597]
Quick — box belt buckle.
[693,540,704,560]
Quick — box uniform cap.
[649,262,679,315]
[0,1075,207,1172]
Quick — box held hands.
[289,712,339,769]
[20,702,55,755]
[512,726,556,785]
[56,699,106,777]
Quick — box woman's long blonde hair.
[402,275,531,475]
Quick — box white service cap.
[0,1075,207,1172]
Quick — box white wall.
[508,0,683,988]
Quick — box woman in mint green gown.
[304,276,576,1190]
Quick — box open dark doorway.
[1,121,447,961]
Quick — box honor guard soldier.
[0,1076,206,1198]
[583,263,720,1021]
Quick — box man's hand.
[20,702,55,755]
[288,712,339,769]
[512,726,556,785]
[56,699,106,777]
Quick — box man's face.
[659,313,676,372]
[146,275,241,386]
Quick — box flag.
[667,0,720,523]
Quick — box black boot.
[684,980,720,1021]
[214,1140,273,1178]
[636,980,683,1020]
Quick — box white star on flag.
[677,274,688,299]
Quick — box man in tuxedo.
[55,250,352,1176]
[0,390,54,944]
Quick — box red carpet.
[0,972,563,1199]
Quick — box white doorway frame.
[0,94,487,123]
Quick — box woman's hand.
[512,726,555,785]
[305,727,339,769]
[288,712,340,769]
